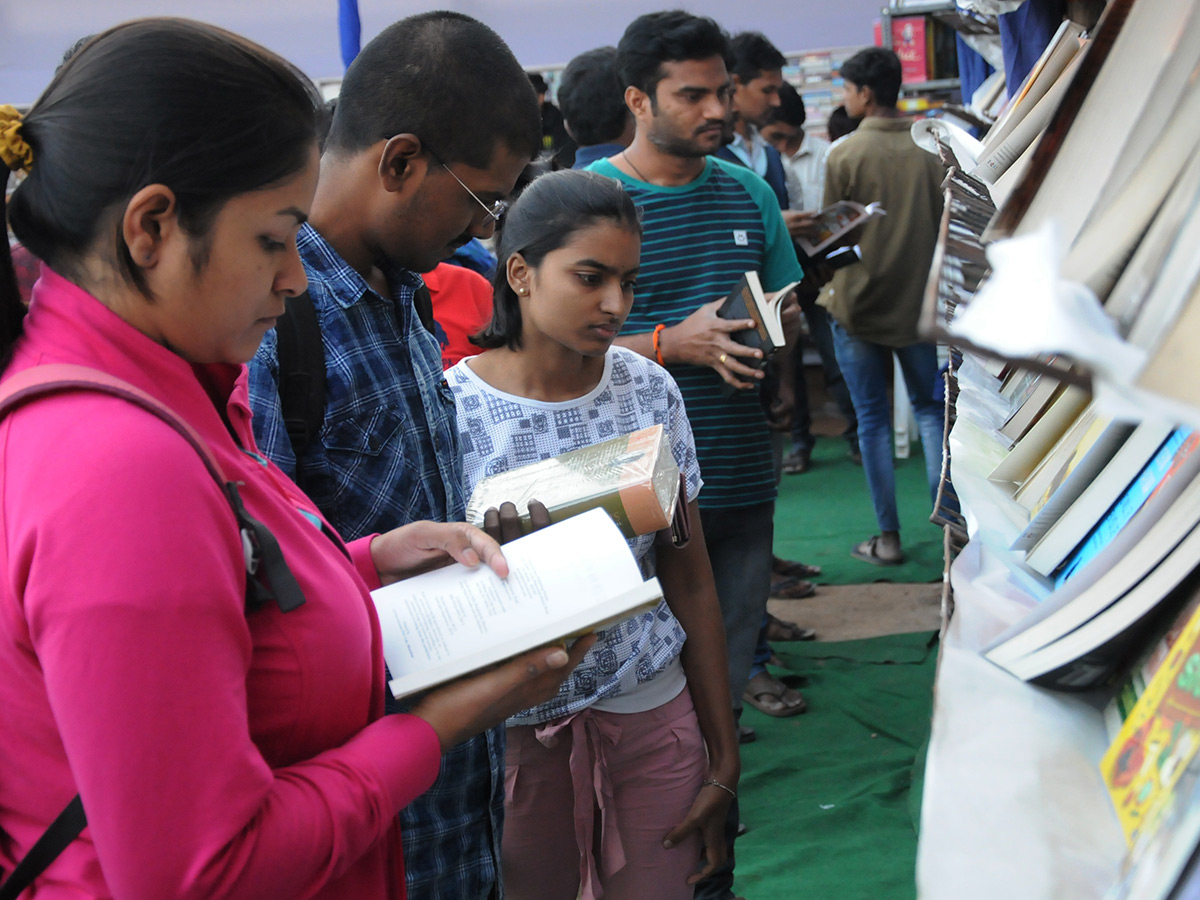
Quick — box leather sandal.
[850,535,904,567]
[742,671,808,717]
[764,613,816,642]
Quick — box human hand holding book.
[466,425,683,542]
[654,297,767,389]
[372,508,665,700]
[410,634,596,752]
[714,272,803,371]
[794,201,886,257]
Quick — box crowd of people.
[0,9,944,900]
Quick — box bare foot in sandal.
[764,613,816,642]
[742,671,807,717]
[851,531,904,566]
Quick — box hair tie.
[0,105,33,174]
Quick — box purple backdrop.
[1,0,882,106]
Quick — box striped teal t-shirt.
[589,156,805,509]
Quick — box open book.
[464,424,682,540]
[795,201,886,257]
[372,508,663,699]
[716,271,802,361]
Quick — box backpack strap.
[0,364,307,614]
[0,795,85,900]
[274,291,326,456]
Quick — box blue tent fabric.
[955,33,994,113]
[338,0,361,70]
[999,0,1066,97]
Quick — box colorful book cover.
[891,17,929,84]
[1056,430,1197,586]
[464,424,681,539]
[1101,600,1200,843]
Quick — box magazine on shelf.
[983,437,1200,677]
[975,19,1086,163]
[1101,596,1200,843]
[1015,421,1174,577]
[988,384,1090,487]
[1055,431,1198,586]
[990,0,1196,248]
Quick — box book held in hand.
[715,271,802,362]
[463,424,683,540]
[372,508,664,699]
[795,200,886,257]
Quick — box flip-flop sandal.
[770,575,816,600]
[764,613,817,642]
[772,556,823,578]
[742,671,808,717]
[850,535,904,567]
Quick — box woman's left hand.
[661,771,738,884]
[370,520,508,586]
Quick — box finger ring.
[718,353,727,365]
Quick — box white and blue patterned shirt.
[449,346,703,723]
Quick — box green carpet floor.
[773,436,944,585]
[724,435,942,898]
[733,632,939,900]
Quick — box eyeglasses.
[423,144,508,225]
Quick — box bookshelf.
[915,155,1128,900]
[912,0,1200,895]
[781,46,860,140]
[879,0,966,114]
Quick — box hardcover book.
[464,424,682,539]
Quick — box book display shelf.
[879,0,975,114]
[781,46,860,139]
[913,1,1200,898]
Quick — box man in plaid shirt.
[247,13,540,900]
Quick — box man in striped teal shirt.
[591,12,805,899]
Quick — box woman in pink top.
[0,20,587,900]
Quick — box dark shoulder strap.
[274,291,326,456]
[0,795,85,900]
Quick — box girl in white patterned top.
[447,169,739,900]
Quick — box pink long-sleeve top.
[0,269,443,899]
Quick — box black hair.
[827,105,861,141]
[616,10,731,104]
[768,81,807,128]
[728,32,786,84]
[557,47,629,147]
[325,12,541,169]
[2,18,322,360]
[473,169,641,351]
[840,47,902,109]
[527,72,548,95]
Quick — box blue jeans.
[791,303,858,452]
[830,323,943,533]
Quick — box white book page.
[372,508,643,684]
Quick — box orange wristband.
[652,323,666,366]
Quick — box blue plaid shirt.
[247,223,504,900]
